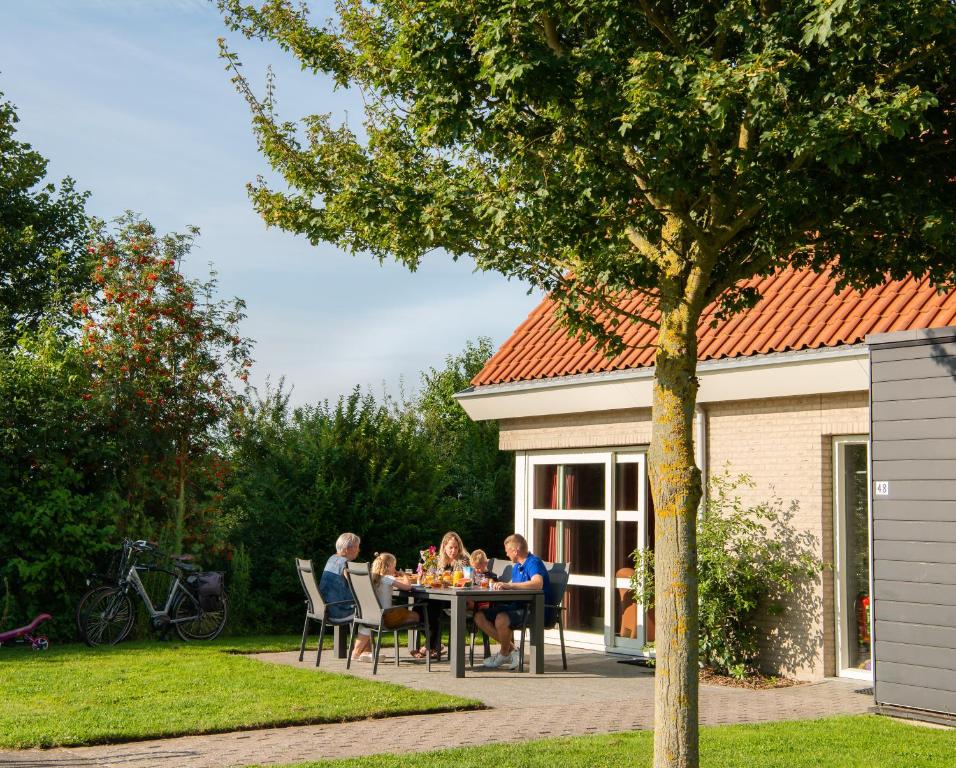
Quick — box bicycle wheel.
[76,586,135,647]
[172,590,227,641]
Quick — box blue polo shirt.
[513,553,554,625]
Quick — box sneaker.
[502,650,521,671]
[483,652,506,669]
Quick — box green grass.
[268,716,956,768]
[0,635,478,748]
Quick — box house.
[455,267,956,682]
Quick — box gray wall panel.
[873,540,956,564]
[875,580,956,606]
[872,438,956,461]
[877,660,956,692]
[870,480,956,501]
[871,332,956,715]
[872,397,956,423]
[873,378,956,402]
[874,560,956,585]
[872,459,956,481]
[873,500,956,521]
[871,418,956,441]
[872,342,956,363]
[875,641,956,670]
[876,600,956,628]
[871,357,956,383]
[874,520,956,543]
[876,620,956,648]
[875,681,956,714]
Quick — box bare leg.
[495,613,514,656]
[352,633,371,658]
[473,610,500,643]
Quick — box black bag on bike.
[194,572,224,611]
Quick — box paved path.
[0,648,874,768]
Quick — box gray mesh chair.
[517,561,570,672]
[296,557,354,667]
[345,561,431,675]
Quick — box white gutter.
[456,344,869,421]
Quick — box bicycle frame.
[123,564,200,625]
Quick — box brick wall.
[498,390,869,680]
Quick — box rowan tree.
[218,2,955,765]
[79,216,253,553]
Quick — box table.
[409,585,545,678]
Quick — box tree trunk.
[650,292,702,768]
[174,450,187,555]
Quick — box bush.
[634,472,821,678]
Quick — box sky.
[0,0,541,405]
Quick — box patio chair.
[517,561,570,672]
[296,557,354,668]
[345,561,431,675]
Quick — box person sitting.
[474,533,552,671]
[318,531,371,661]
[469,549,490,581]
[351,552,420,663]
[417,530,470,659]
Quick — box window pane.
[565,585,604,634]
[842,443,871,670]
[615,462,641,511]
[614,521,638,575]
[563,463,604,510]
[563,520,604,576]
[533,519,558,562]
[533,464,559,509]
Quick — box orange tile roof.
[472,268,956,387]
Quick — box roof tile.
[472,268,956,387]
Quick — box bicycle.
[76,539,227,646]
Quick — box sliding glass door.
[525,450,650,652]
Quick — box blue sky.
[0,0,540,404]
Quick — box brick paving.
[0,647,874,768]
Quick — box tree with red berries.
[79,215,253,553]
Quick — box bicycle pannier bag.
[195,571,224,611]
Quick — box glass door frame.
[523,448,649,653]
[832,435,873,681]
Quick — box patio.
[0,646,875,768]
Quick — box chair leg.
[316,619,327,667]
[372,627,383,675]
[424,612,432,672]
[558,615,567,671]
[469,625,475,668]
[299,614,309,662]
[346,624,357,669]
[394,631,401,667]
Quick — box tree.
[79,216,253,553]
[0,94,91,341]
[218,3,955,765]
[417,338,514,551]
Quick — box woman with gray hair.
[319,532,372,660]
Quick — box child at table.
[370,553,419,629]
[468,549,492,610]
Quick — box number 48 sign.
[874,481,890,497]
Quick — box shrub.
[634,472,821,678]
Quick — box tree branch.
[541,13,564,57]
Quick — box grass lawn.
[0,635,477,749]
[269,715,956,768]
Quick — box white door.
[833,436,872,679]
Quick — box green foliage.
[224,384,444,631]
[78,215,253,553]
[219,0,954,347]
[634,473,821,678]
[0,94,92,342]
[417,338,514,554]
[0,326,118,637]
[224,340,510,633]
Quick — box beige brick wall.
[499,390,869,681]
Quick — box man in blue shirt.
[474,533,551,670]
